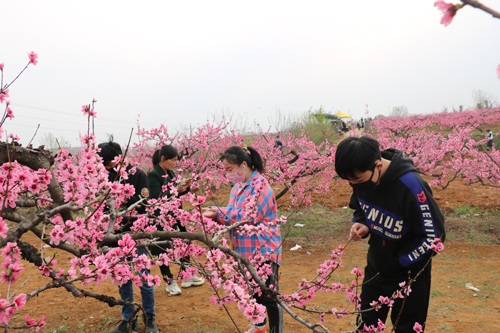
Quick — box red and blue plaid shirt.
[216,171,282,265]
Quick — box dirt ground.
[3,180,500,333]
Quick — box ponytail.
[152,150,160,166]
[220,146,264,173]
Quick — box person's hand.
[202,207,217,220]
[177,179,192,193]
[350,223,369,241]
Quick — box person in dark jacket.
[147,145,205,296]
[274,135,283,151]
[486,129,493,151]
[335,136,445,333]
[97,138,158,333]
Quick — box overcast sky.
[1,1,499,147]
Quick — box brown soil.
[2,180,500,333]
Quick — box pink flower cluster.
[0,243,24,284]
[0,161,52,210]
[430,238,445,254]
[0,294,28,325]
[372,107,500,189]
[81,104,97,118]
[27,51,38,65]
[25,314,46,331]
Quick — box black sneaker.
[109,317,140,333]
[144,313,159,333]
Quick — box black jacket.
[147,164,191,233]
[107,164,149,233]
[349,149,445,276]
[147,164,190,201]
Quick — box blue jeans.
[118,248,155,320]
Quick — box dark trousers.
[149,222,190,281]
[358,261,432,333]
[254,262,284,333]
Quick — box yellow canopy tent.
[335,111,351,118]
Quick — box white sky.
[1,0,499,147]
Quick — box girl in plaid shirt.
[203,146,283,333]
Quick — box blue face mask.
[349,164,380,192]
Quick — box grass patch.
[281,204,352,246]
[442,210,500,245]
[452,205,486,216]
[430,289,449,297]
[279,205,500,247]
[173,319,225,333]
[41,325,69,333]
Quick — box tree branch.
[17,240,138,309]
[461,0,500,19]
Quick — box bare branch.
[461,0,500,19]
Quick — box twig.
[3,62,30,90]
[7,274,33,301]
[461,0,500,19]
[27,124,40,147]
[481,145,500,168]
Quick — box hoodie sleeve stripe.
[398,172,437,267]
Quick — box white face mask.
[225,165,245,183]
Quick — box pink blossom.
[25,314,37,326]
[81,105,92,117]
[413,322,423,332]
[350,267,363,278]
[36,316,45,332]
[193,196,206,206]
[7,133,19,141]
[434,1,463,27]
[6,107,14,119]
[0,218,8,238]
[28,51,38,65]
[497,64,500,80]
[370,300,381,311]
[0,89,9,103]
[377,319,386,330]
[13,294,26,308]
[0,63,3,70]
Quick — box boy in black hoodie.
[335,136,445,333]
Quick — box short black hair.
[152,145,178,165]
[335,136,381,180]
[97,136,122,166]
[220,146,264,173]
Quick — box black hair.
[152,145,179,166]
[220,146,264,173]
[97,136,122,166]
[335,136,381,180]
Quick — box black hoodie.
[349,149,445,277]
[106,164,149,232]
